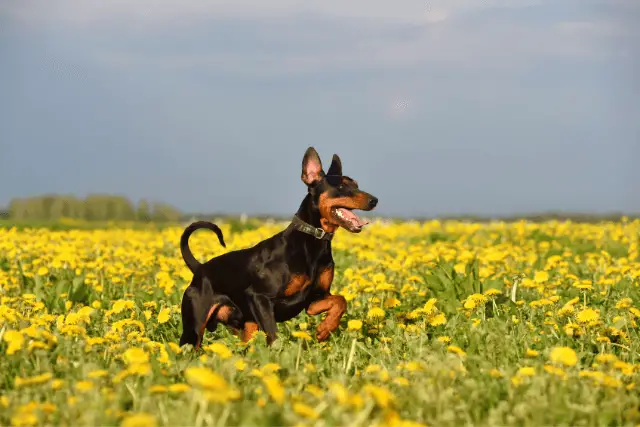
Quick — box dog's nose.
[368,197,378,209]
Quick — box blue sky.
[1,0,638,217]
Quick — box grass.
[1,218,639,426]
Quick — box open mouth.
[332,207,371,233]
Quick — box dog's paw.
[316,321,335,342]
[316,330,330,342]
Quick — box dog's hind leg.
[179,278,241,350]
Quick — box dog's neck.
[295,193,322,228]
[286,194,334,255]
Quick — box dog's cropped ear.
[301,147,324,186]
[327,154,342,177]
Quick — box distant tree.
[49,198,66,220]
[151,202,181,222]
[85,195,105,221]
[4,194,181,222]
[40,194,57,220]
[114,196,136,221]
[8,199,26,220]
[136,199,151,222]
[25,198,46,220]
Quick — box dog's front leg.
[306,294,347,341]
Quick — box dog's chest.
[282,265,334,298]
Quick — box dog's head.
[301,147,378,234]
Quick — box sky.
[1,0,639,217]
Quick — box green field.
[1,219,639,426]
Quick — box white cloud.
[2,0,540,28]
[3,0,632,78]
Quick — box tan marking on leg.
[317,266,334,292]
[306,295,347,341]
[242,321,260,343]
[195,304,235,350]
[216,306,232,322]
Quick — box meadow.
[1,218,639,426]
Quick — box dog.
[178,147,378,350]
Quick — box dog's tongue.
[337,208,370,227]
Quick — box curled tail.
[180,221,226,273]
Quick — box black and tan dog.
[178,147,378,350]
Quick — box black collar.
[289,215,334,241]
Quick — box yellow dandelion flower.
[363,384,395,409]
[10,411,38,427]
[595,353,618,364]
[3,330,24,355]
[534,271,549,283]
[423,298,438,315]
[428,313,447,326]
[484,288,502,297]
[75,381,94,392]
[393,377,410,387]
[576,308,599,324]
[87,370,109,379]
[365,364,383,374]
[123,348,149,366]
[401,361,426,372]
[557,305,575,317]
[120,412,157,427]
[184,367,228,390]
[304,384,324,399]
[384,298,401,308]
[235,359,247,371]
[447,345,466,358]
[149,385,168,394]
[367,307,386,320]
[261,363,281,374]
[544,365,567,379]
[489,369,503,378]
[516,366,535,377]
[573,280,593,290]
[203,342,233,359]
[328,382,349,405]
[293,402,319,420]
[615,298,632,309]
[292,331,313,341]
[168,383,191,393]
[157,308,171,324]
[348,320,363,331]
[262,374,285,405]
[526,349,539,358]
[15,372,53,388]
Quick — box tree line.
[1,194,182,222]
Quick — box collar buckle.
[290,215,333,241]
[313,227,326,240]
